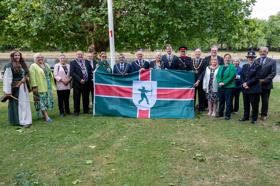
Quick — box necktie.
[80,60,87,81]
[169,55,171,60]
[261,58,263,65]
[139,60,142,66]
[195,59,199,67]
[121,64,124,72]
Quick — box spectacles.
[101,56,106,58]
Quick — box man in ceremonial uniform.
[131,50,149,72]
[161,44,178,69]
[254,47,277,120]
[190,49,207,114]
[113,54,131,75]
[204,45,224,66]
[172,46,191,71]
[86,53,98,106]
[70,51,92,116]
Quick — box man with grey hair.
[204,45,224,66]
[113,54,131,74]
[253,47,277,120]
[131,50,149,72]
[86,53,98,106]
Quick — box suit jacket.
[172,56,191,71]
[189,58,207,88]
[161,54,178,69]
[241,62,262,94]
[87,59,97,88]
[70,59,92,89]
[204,55,224,66]
[235,66,242,89]
[149,60,165,69]
[131,60,149,72]
[53,63,71,90]
[254,58,277,89]
[113,62,131,74]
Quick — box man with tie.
[190,49,207,114]
[254,47,277,120]
[70,51,92,116]
[113,54,131,75]
[161,44,178,69]
[131,50,149,72]
[172,46,191,71]
[86,53,98,106]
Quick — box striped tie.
[80,61,87,81]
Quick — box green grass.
[0,82,279,185]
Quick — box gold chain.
[192,59,203,74]
[115,63,128,75]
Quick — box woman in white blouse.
[53,54,72,116]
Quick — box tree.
[265,12,280,51]
[1,0,255,58]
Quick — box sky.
[250,0,280,20]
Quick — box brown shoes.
[261,116,266,120]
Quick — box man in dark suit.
[204,45,225,66]
[172,46,191,71]
[131,51,149,72]
[86,53,98,106]
[190,48,207,114]
[203,45,225,110]
[254,47,277,120]
[161,44,178,69]
[113,54,131,74]
[70,51,92,116]
[239,51,262,124]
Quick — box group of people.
[3,45,277,128]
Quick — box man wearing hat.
[172,46,191,71]
[239,51,262,124]
[254,47,277,120]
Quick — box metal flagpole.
[107,0,115,70]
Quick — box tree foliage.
[1,0,255,56]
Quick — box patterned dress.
[34,67,54,111]
[206,69,219,102]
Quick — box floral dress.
[206,69,219,102]
[34,67,54,111]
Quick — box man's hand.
[140,68,145,71]
[245,85,249,89]
[242,82,248,88]
[80,79,85,84]
[194,81,200,87]
[203,88,206,92]
[260,79,266,84]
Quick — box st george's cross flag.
[94,69,195,119]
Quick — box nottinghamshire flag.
[94,69,195,119]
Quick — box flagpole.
[107,0,115,71]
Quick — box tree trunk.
[277,47,279,52]
[87,40,109,61]
[227,46,229,51]
[251,47,253,51]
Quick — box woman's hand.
[203,88,206,92]
[5,94,11,97]
[219,82,224,86]
[33,87,38,94]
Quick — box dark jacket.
[131,60,149,72]
[189,58,207,88]
[241,62,262,94]
[149,60,165,69]
[254,57,277,89]
[161,54,178,69]
[172,56,191,71]
[235,66,242,89]
[70,59,92,89]
[113,62,131,74]
[204,55,224,66]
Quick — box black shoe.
[225,117,230,120]
[84,111,92,114]
[239,118,249,121]
[215,115,223,118]
[251,120,257,124]
[61,113,66,117]
[198,110,203,114]
[66,112,73,115]
[74,112,79,116]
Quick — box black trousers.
[73,84,90,113]
[89,86,94,104]
[195,87,204,111]
[232,88,242,112]
[243,93,260,121]
[57,90,70,114]
[260,89,271,117]
[218,88,234,118]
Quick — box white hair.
[118,53,125,58]
[195,48,202,53]
[260,47,268,52]
[211,45,218,51]
[154,52,162,58]
[58,54,66,58]
[135,50,143,55]
[34,53,44,63]
[231,57,241,64]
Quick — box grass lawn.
[0,81,279,185]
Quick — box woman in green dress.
[29,53,56,122]
[97,51,112,73]
[3,51,32,128]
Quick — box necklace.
[116,63,128,75]
[133,60,146,68]
[192,59,203,74]
[99,61,112,72]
